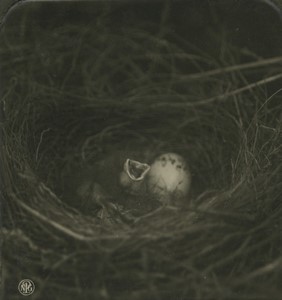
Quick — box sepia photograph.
[0,0,282,299]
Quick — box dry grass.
[1,5,282,300]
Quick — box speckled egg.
[147,153,191,202]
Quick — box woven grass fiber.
[1,1,282,300]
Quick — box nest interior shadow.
[1,1,282,299]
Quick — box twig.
[16,199,97,241]
[150,73,282,108]
[14,197,132,242]
[35,128,51,162]
[176,56,282,81]
[232,257,282,286]
[193,207,255,222]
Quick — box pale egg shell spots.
[147,153,191,199]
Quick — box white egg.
[147,153,191,202]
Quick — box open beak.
[124,159,150,181]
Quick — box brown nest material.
[1,2,282,300]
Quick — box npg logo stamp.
[18,279,35,296]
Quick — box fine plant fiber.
[1,4,282,300]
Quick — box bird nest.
[1,3,282,300]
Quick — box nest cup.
[1,2,282,299]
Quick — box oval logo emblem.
[18,279,35,296]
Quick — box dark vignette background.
[1,1,282,300]
[2,0,282,55]
[1,0,282,97]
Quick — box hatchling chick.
[119,158,151,195]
